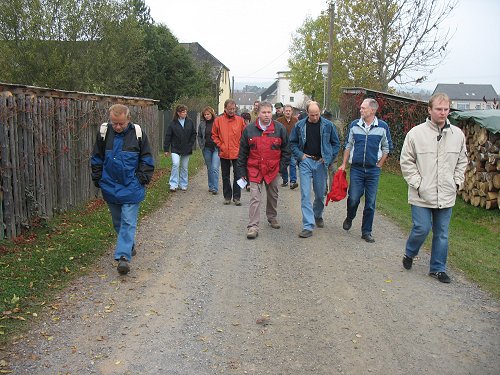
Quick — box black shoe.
[315,217,324,228]
[290,182,298,190]
[132,244,136,257]
[429,272,451,283]
[281,181,288,187]
[299,229,313,238]
[402,255,413,270]
[117,256,130,275]
[342,218,352,231]
[361,233,375,243]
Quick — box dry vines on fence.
[0,83,159,239]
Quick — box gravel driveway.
[5,169,499,374]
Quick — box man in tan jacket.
[400,93,467,283]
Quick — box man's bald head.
[306,101,321,124]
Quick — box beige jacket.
[400,119,467,209]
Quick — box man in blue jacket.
[290,101,340,238]
[91,104,155,275]
[339,98,391,243]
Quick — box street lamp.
[319,62,328,109]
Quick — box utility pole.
[326,0,335,112]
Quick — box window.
[475,104,481,109]
[290,96,294,102]
[456,102,470,110]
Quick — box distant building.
[261,71,310,111]
[234,91,260,113]
[181,42,231,114]
[433,83,498,110]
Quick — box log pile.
[460,122,500,209]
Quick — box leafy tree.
[288,0,457,103]
[0,0,215,108]
[139,23,214,110]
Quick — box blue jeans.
[170,153,190,189]
[281,155,297,183]
[202,148,220,192]
[346,166,381,235]
[108,202,140,261]
[405,205,452,273]
[299,158,327,231]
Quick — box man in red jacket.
[212,99,247,205]
[236,102,290,239]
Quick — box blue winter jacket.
[91,123,155,204]
[289,116,340,166]
[344,117,392,168]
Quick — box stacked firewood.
[460,122,500,210]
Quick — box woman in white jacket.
[400,93,468,283]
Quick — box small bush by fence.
[0,83,160,239]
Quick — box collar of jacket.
[255,120,276,134]
[426,118,452,133]
[357,116,379,127]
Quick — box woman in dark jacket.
[164,104,196,192]
[197,106,220,194]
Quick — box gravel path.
[4,169,499,374]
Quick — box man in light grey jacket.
[400,93,468,283]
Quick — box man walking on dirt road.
[400,93,467,283]
[237,102,290,239]
[91,104,155,275]
[277,104,299,189]
[339,98,391,243]
[212,99,247,206]
[290,101,340,238]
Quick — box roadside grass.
[377,170,500,298]
[0,150,204,346]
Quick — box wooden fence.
[0,83,160,239]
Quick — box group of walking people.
[91,93,467,285]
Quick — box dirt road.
[6,169,500,374]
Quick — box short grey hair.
[364,98,379,111]
[259,101,273,112]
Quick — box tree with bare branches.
[288,0,457,102]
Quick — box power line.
[243,49,289,77]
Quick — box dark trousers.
[220,158,241,200]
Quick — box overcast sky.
[145,0,500,94]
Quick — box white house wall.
[276,72,309,109]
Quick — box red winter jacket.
[326,169,348,206]
[236,121,290,184]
